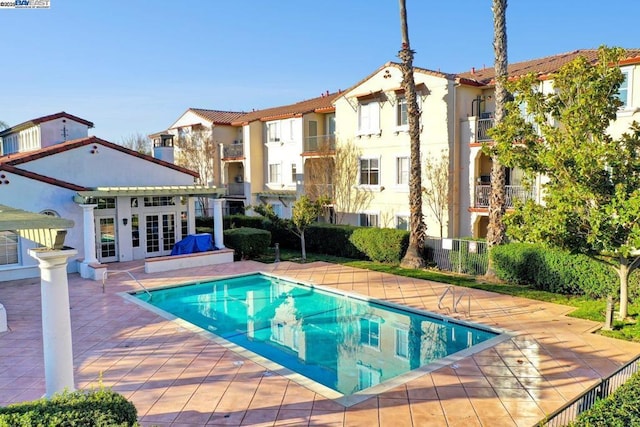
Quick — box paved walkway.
[1,260,639,426]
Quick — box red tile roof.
[0,112,94,137]
[0,136,199,178]
[188,109,246,125]
[0,163,89,191]
[457,49,640,86]
[232,92,340,125]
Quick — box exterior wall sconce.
[122,218,128,226]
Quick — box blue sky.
[1,0,637,142]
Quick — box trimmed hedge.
[0,388,138,426]
[349,228,409,263]
[222,214,265,230]
[570,371,640,427]
[223,227,271,259]
[490,243,616,297]
[305,223,365,259]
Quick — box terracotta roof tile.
[189,109,246,125]
[457,48,640,85]
[0,112,94,136]
[0,163,88,191]
[232,92,340,125]
[0,136,199,178]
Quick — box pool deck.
[1,260,639,426]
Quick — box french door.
[96,216,118,263]
[145,213,176,257]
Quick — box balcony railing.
[303,135,336,153]
[226,182,245,196]
[474,184,535,208]
[477,118,495,142]
[222,144,244,159]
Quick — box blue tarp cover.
[171,233,214,255]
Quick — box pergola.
[0,204,76,398]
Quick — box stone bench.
[144,248,234,274]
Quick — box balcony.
[474,184,535,208]
[226,182,246,197]
[303,135,335,154]
[222,144,244,159]
[304,183,333,199]
[477,118,495,142]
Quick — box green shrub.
[223,227,271,259]
[263,218,299,249]
[570,371,640,427]
[349,228,409,263]
[223,214,265,229]
[305,223,365,259]
[448,238,489,275]
[0,388,138,426]
[491,243,616,297]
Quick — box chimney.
[153,133,175,164]
[471,67,475,74]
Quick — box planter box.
[144,248,234,274]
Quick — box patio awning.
[73,185,225,203]
[0,204,74,249]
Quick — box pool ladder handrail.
[102,270,152,300]
[438,286,470,315]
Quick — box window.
[0,231,19,265]
[360,158,379,186]
[39,209,59,217]
[131,214,140,248]
[271,203,283,218]
[396,156,409,185]
[144,196,175,207]
[358,101,380,135]
[359,317,380,348]
[396,215,409,231]
[269,163,281,183]
[395,328,409,359]
[291,163,297,183]
[359,213,379,228]
[96,197,116,209]
[397,97,408,127]
[181,211,188,238]
[357,364,381,389]
[618,68,632,109]
[267,122,280,142]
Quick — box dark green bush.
[305,223,365,259]
[223,227,271,259]
[223,214,265,229]
[0,388,138,426]
[491,243,616,297]
[570,371,640,427]
[448,238,489,275]
[349,228,409,263]
[263,218,299,249]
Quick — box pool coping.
[120,271,514,408]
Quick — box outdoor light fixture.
[122,218,128,226]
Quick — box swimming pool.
[129,273,507,405]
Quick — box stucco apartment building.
[162,49,640,239]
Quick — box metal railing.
[438,286,471,315]
[222,144,244,159]
[474,184,536,208]
[102,269,152,300]
[424,237,488,276]
[477,118,495,142]
[226,182,245,196]
[303,135,335,153]
[538,354,640,426]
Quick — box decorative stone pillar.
[29,248,78,398]
[212,198,225,249]
[79,204,98,279]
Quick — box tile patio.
[1,260,639,426]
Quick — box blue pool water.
[135,273,498,396]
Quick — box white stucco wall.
[40,118,90,148]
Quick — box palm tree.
[485,0,508,278]
[398,0,426,269]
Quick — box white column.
[79,204,98,264]
[212,198,225,249]
[29,248,78,398]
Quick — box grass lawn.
[257,247,640,342]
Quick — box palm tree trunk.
[485,0,508,279]
[399,0,426,269]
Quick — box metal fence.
[424,236,488,276]
[539,355,640,426]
